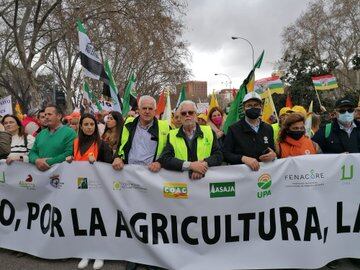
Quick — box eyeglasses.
[338,108,355,114]
[180,111,195,116]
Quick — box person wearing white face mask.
[312,98,360,153]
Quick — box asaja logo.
[209,182,235,198]
[341,164,354,180]
[77,177,88,189]
[0,172,5,183]
[163,182,188,199]
[257,173,271,198]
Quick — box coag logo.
[163,182,188,199]
[209,182,235,198]
[77,177,88,189]
[257,173,271,198]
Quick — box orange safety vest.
[73,138,99,161]
[279,135,316,158]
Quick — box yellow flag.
[246,71,255,92]
[15,102,24,121]
[261,89,278,124]
[207,90,219,119]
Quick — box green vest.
[272,123,280,143]
[169,125,213,161]
[118,117,169,160]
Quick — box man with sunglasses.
[222,92,276,171]
[312,98,360,153]
[158,100,222,180]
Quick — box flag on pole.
[77,20,108,82]
[156,91,166,117]
[305,101,314,137]
[161,90,172,125]
[222,50,265,134]
[82,82,102,113]
[311,74,338,91]
[286,94,293,108]
[104,60,121,113]
[254,76,284,98]
[122,73,136,116]
[175,84,186,109]
[207,90,219,118]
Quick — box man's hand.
[148,161,161,172]
[190,172,204,180]
[112,157,124,170]
[241,156,260,171]
[259,148,276,162]
[65,156,73,163]
[6,156,17,165]
[189,161,208,174]
[35,158,50,171]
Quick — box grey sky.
[183,0,312,94]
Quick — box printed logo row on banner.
[0,163,356,199]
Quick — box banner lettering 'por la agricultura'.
[0,155,360,270]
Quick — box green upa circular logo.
[257,174,272,190]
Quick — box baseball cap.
[242,92,262,104]
[291,105,307,116]
[279,107,293,116]
[335,98,355,108]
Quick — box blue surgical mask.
[338,112,354,124]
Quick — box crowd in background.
[0,93,360,270]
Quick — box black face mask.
[287,130,305,140]
[245,107,261,119]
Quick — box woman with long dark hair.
[102,111,124,153]
[1,114,35,163]
[66,113,112,269]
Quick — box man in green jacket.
[29,104,76,171]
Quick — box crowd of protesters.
[0,92,360,270]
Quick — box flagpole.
[314,88,324,108]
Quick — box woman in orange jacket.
[66,113,113,270]
[277,113,321,158]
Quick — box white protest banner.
[196,102,209,113]
[0,95,13,115]
[0,154,360,270]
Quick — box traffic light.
[55,90,66,106]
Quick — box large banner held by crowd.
[0,154,360,270]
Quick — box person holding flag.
[222,92,276,171]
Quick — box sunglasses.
[181,111,195,116]
[338,108,355,114]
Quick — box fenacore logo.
[113,181,147,192]
[77,177,88,189]
[0,172,5,183]
[257,174,271,198]
[284,169,325,181]
[163,182,188,199]
[50,175,63,189]
[19,174,35,190]
[341,164,354,180]
[209,182,235,198]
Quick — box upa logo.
[209,182,235,198]
[0,172,5,183]
[257,173,272,198]
[163,182,188,199]
[341,164,354,180]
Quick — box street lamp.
[231,36,255,68]
[214,73,232,89]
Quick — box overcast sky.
[183,0,311,94]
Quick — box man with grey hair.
[112,95,170,172]
[158,100,222,180]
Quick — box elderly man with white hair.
[158,100,222,180]
[112,95,170,172]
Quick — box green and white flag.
[83,82,102,113]
[104,60,121,113]
[175,84,186,109]
[122,73,136,116]
[77,20,108,81]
